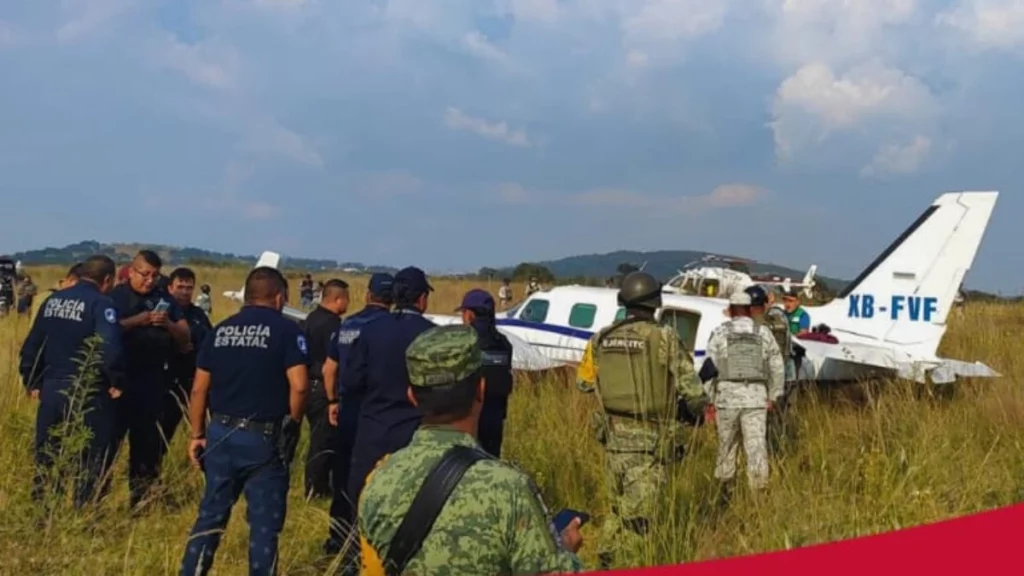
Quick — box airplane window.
[568,303,598,328]
[615,306,626,321]
[505,302,523,318]
[520,299,549,323]
[660,309,701,352]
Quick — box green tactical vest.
[758,311,791,359]
[592,318,676,423]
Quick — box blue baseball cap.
[455,288,495,313]
[393,266,433,295]
[368,273,394,296]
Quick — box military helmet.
[744,284,768,306]
[617,272,662,310]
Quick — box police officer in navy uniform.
[342,266,435,528]
[19,255,124,507]
[159,267,214,463]
[456,288,514,457]
[179,266,309,576]
[320,272,393,556]
[298,278,350,500]
[109,250,190,509]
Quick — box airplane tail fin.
[223,250,282,303]
[813,191,998,357]
[802,265,817,298]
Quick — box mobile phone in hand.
[153,300,170,313]
[552,508,590,533]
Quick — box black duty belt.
[211,413,281,437]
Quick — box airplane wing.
[424,313,564,371]
[794,338,1001,385]
[281,305,308,324]
[279,308,561,371]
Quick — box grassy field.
[0,264,1021,575]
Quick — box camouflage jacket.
[358,426,583,576]
[705,317,785,409]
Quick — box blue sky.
[0,0,1021,293]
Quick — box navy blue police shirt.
[197,304,308,422]
[169,304,213,383]
[471,319,514,401]
[109,283,185,376]
[325,304,391,397]
[19,281,125,392]
[341,307,435,441]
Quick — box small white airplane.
[228,190,1002,385]
[663,254,818,301]
[437,190,1004,385]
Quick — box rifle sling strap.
[384,445,491,576]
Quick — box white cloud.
[618,0,729,62]
[255,0,309,8]
[55,0,138,44]
[0,20,15,46]
[570,184,765,212]
[506,0,563,23]
[769,0,919,67]
[622,0,729,44]
[157,35,237,89]
[499,182,766,212]
[769,61,936,163]
[497,183,534,204]
[462,31,510,63]
[936,0,1024,51]
[443,107,531,147]
[359,171,423,197]
[626,50,650,68]
[704,184,765,207]
[243,118,324,167]
[860,135,933,177]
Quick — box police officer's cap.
[744,285,768,306]
[368,273,394,296]
[393,266,434,294]
[455,288,494,314]
[406,325,482,388]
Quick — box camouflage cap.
[406,325,483,387]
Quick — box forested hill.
[5,242,842,286]
[2,241,387,272]
[527,250,848,290]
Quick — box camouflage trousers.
[714,408,769,490]
[598,451,667,564]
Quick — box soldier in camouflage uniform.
[705,291,785,494]
[357,325,584,576]
[578,272,708,568]
[746,285,795,455]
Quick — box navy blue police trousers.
[478,399,508,458]
[325,398,361,550]
[179,420,289,576]
[112,368,169,507]
[33,381,118,508]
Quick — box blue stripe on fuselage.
[496,317,706,357]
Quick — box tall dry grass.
[0,265,1021,574]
